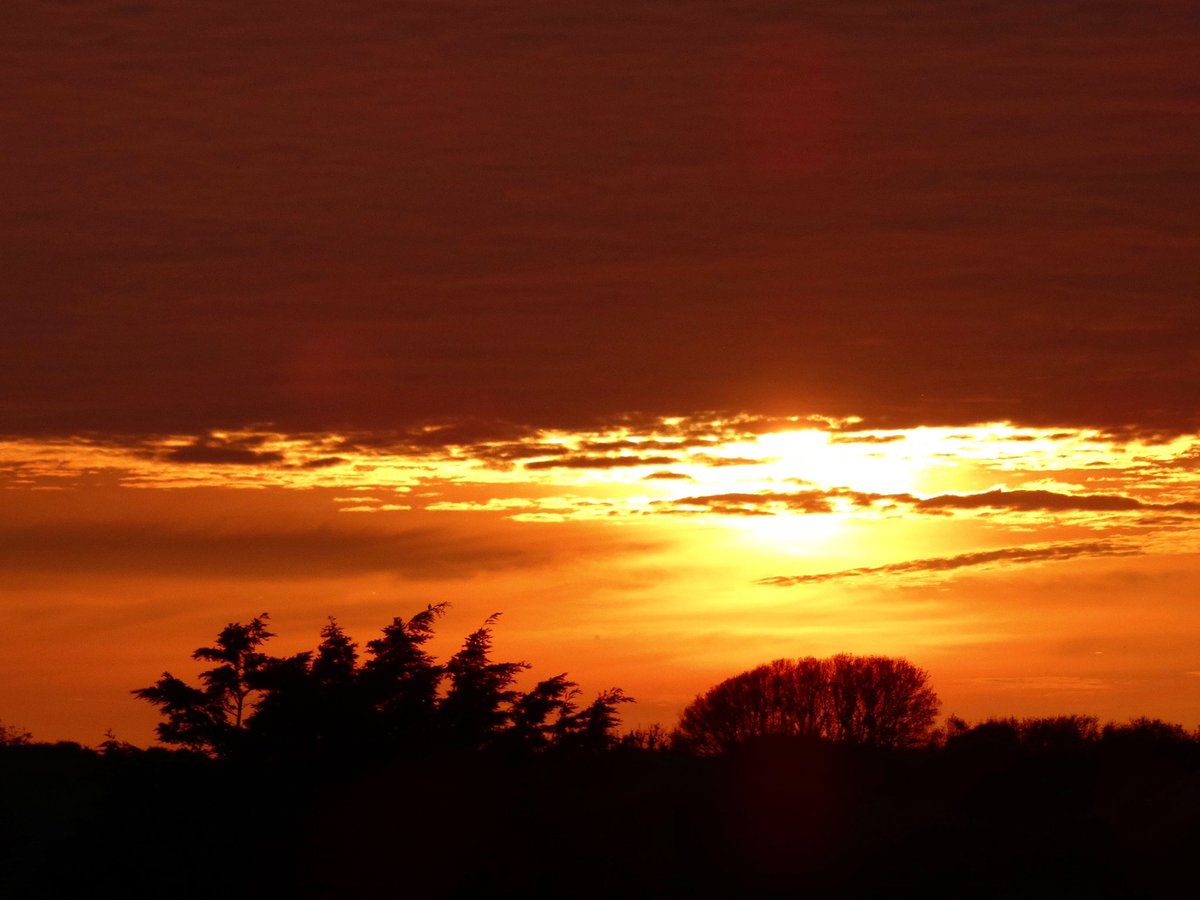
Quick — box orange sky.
[3,418,1198,744]
[2,1,1199,744]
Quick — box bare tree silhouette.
[676,654,939,753]
[825,654,940,748]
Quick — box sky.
[2,0,1199,745]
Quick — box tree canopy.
[675,654,940,753]
[132,614,275,755]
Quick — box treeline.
[10,604,1199,761]
[4,608,1200,899]
[941,711,1200,755]
[5,707,1200,899]
[666,656,1200,757]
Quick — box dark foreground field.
[4,732,1198,900]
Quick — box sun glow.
[739,429,930,494]
[729,508,849,553]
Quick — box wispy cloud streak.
[756,541,1143,587]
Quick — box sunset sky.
[3,0,1198,745]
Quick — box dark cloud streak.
[164,444,286,466]
[911,489,1200,515]
[0,521,643,580]
[524,455,679,470]
[661,487,1200,518]
[757,541,1144,586]
[670,491,836,515]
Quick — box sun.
[725,428,932,495]
[729,508,848,554]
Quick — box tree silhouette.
[506,673,580,751]
[676,654,939,753]
[360,603,447,750]
[558,687,635,752]
[227,618,370,759]
[133,613,275,755]
[676,658,827,754]
[312,617,358,687]
[1018,714,1100,753]
[1101,716,1193,751]
[244,649,320,755]
[0,717,32,746]
[825,654,940,748]
[440,614,529,749]
[943,715,1108,756]
[134,604,635,761]
[307,617,370,754]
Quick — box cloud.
[688,455,770,467]
[912,489,1200,515]
[159,434,287,466]
[524,455,679,470]
[578,438,713,452]
[830,434,904,444]
[393,421,541,450]
[0,522,562,580]
[667,491,836,515]
[473,443,575,464]
[756,540,1143,586]
[917,489,1141,512]
[650,485,1200,521]
[299,456,346,469]
[957,675,1112,694]
[800,487,1200,518]
[164,444,286,465]
[2,4,1198,438]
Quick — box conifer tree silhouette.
[360,603,447,750]
[440,614,528,749]
[507,673,581,751]
[559,688,635,752]
[134,604,636,760]
[312,617,358,686]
